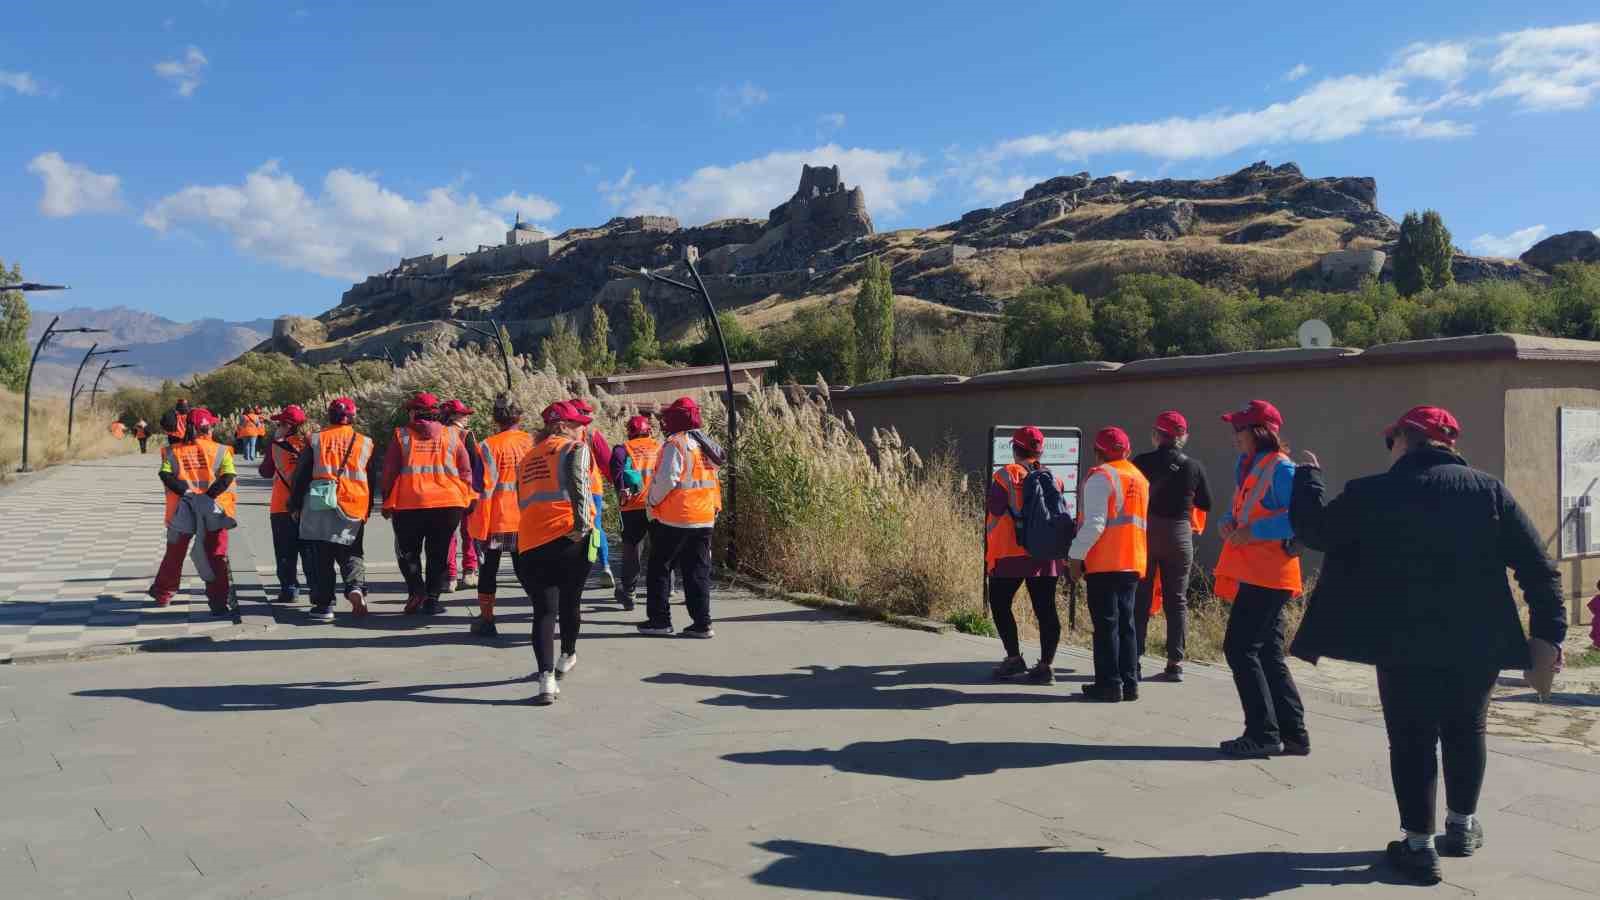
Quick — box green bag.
[586,526,601,563]
[307,431,357,513]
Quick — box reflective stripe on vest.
[1100,465,1149,531]
[620,437,660,512]
[1213,451,1302,597]
[310,429,372,482]
[1083,460,1148,575]
[517,444,579,509]
[650,433,720,527]
[517,434,593,550]
[396,429,463,479]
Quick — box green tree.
[622,289,660,368]
[1542,263,1600,339]
[1003,285,1100,367]
[851,256,894,382]
[1092,287,1156,361]
[0,259,29,391]
[582,305,617,375]
[538,315,585,375]
[1394,209,1455,297]
[765,306,855,384]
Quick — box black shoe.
[1219,735,1282,758]
[992,655,1028,680]
[1151,664,1184,682]
[1386,840,1443,886]
[470,619,498,637]
[1279,736,1312,757]
[1439,818,1484,858]
[618,596,636,611]
[1122,684,1140,702]
[275,592,294,604]
[1079,683,1122,702]
[636,621,674,636]
[1024,664,1055,685]
[421,599,444,615]
[679,623,715,639]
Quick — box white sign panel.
[989,426,1082,518]
[1560,407,1600,557]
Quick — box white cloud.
[0,70,42,96]
[1379,116,1475,139]
[154,46,208,97]
[1284,63,1311,82]
[599,145,934,224]
[27,152,124,217]
[1397,42,1471,82]
[817,112,847,131]
[969,173,1040,204]
[1109,169,1137,181]
[1490,23,1600,111]
[1469,225,1547,258]
[492,191,560,222]
[142,161,554,279]
[715,82,769,118]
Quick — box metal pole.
[19,316,59,473]
[684,258,738,573]
[67,341,98,448]
[91,360,111,408]
[338,360,358,391]
[488,318,513,392]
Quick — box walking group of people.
[986,400,1569,885]
[149,390,724,707]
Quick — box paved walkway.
[3,458,1600,898]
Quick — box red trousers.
[151,530,231,608]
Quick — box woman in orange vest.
[134,420,150,454]
[515,401,597,705]
[440,398,485,591]
[986,425,1069,685]
[258,404,311,603]
[289,397,374,622]
[381,392,473,615]
[611,415,661,611]
[467,394,534,637]
[640,396,723,639]
[1215,400,1308,758]
[147,407,236,614]
[1067,427,1150,702]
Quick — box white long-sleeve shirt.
[1068,466,1116,561]
[645,435,686,511]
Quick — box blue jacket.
[1222,451,1296,540]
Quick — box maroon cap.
[273,404,307,426]
[569,398,595,415]
[541,401,591,428]
[1011,426,1045,454]
[188,408,219,428]
[662,396,702,433]
[1221,399,1283,432]
[1094,426,1131,456]
[405,392,440,412]
[440,398,474,417]
[327,397,357,421]
[626,415,652,438]
[1385,405,1461,444]
[1153,410,1188,437]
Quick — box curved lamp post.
[607,258,739,571]
[67,345,126,447]
[444,318,513,393]
[15,294,103,472]
[89,362,135,409]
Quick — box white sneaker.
[603,568,616,589]
[534,672,559,705]
[556,652,577,678]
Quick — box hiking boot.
[1122,684,1140,702]
[636,621,674,636]
[1151,663,1184,682]
[470,618,498,637]
[346,589,367,617]
[421,599,444,616]
[1219,735,1283,758]
[679,623,715,639]
[619,595,636,611]
[992,655,1028,680]
[403,595,425,615]
[1024,664,1055,685]
[1440,818,1484,858]
[308,606,334,623]
[1279,736,1312,757]
[1079,683,1123,703]
[1386,840,1443,885]
[532,672,559,706]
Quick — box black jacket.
[1288,447,1566,670]
[1132,445,1212,519]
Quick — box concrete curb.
[723,571,954,635]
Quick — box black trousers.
[1085,571,1139,691]
[645,523,713,628]
[514,535,592,672]
[393,507,464,601]
[988,575,1060,664]
[1223,584,1307,744]
[1134,515,1194,663]
[306,527,366,609]
[269,512,311,600]
[138,437,149,453]
[1377,665,1498,835]
[479,545,508,597]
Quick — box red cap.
[626,415,652,438]
[1154,411,1188,437]
[1094,426,1131,456]
[662,396,703,433]
[1221,400,1283,432]
[273,405,307,426]
[188,408,219,428]
[327,397,357,421]
[1011,425,1045,454]
[1385,405,1461,444]
[569,398,595,414]
[404,392,439,412]
[541,401,592,428]
[440,398,474,417]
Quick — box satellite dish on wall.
[1297,319,1335,349]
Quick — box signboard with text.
[988,425,1081,518]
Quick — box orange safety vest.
[1082,459,1149,575]
[383,426,471,511]
[619,436,661,513]
[469,427,535,540]
[516,434,594,551]
[267,434,307,515]
[983,463,1067,574]
[308,425,373,520]
[579,427,604,496]
[1213,452,1302,600]
[163,437,237,524]
[109,422,125,438]
[648,432,721,528]
[168,412,189,441]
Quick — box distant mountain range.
[23,306,274,394]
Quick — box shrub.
[948,608,997,637]
[1003,285,1099,366]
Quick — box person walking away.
[1289,406,1566,884]
[146,407,236,613]
[259,404,312,603]
[382,392,473,615]
[1068,427,1149,702]
[569,398,616,589]
[161,399,191,446]
[1213,400,1308,758]
[440,398,485,592]
[289,397,374,623]
[611,415,660,611]
[466,395,535,637]
[986,426,1071,685]
[1132,411,1213,682]
[515,401,597,704]
[234,415,251,460]
[109,421,126,439]
[640,396,724,638]
[249,406,268,460]
[134,419,150,454]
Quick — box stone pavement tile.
[135,847,365,900]
[25,823,205,898]
[1500,791,1600,832]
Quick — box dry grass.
[0,388,131,482]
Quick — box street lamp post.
[444,318,513,393]
[67,345,127,447]
[607,258,740,571]
[16,304,103,472]
[89,362,135,409]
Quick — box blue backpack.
[1015,465,1077,562]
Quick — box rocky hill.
[26,306,272,392]
[259,161,1550,365]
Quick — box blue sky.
[3,1,1598,322]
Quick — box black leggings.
[988,576,1060,664]
[514,536,592,673]
[392,507,463,601]
[1377,665,1499,835]
[479,544,508,596]
[1223,584,1306,744]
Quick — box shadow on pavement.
[750,840,1406,899]
[75,676,535,711]
[723,738,1217,780]
[645,662,1081,711]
